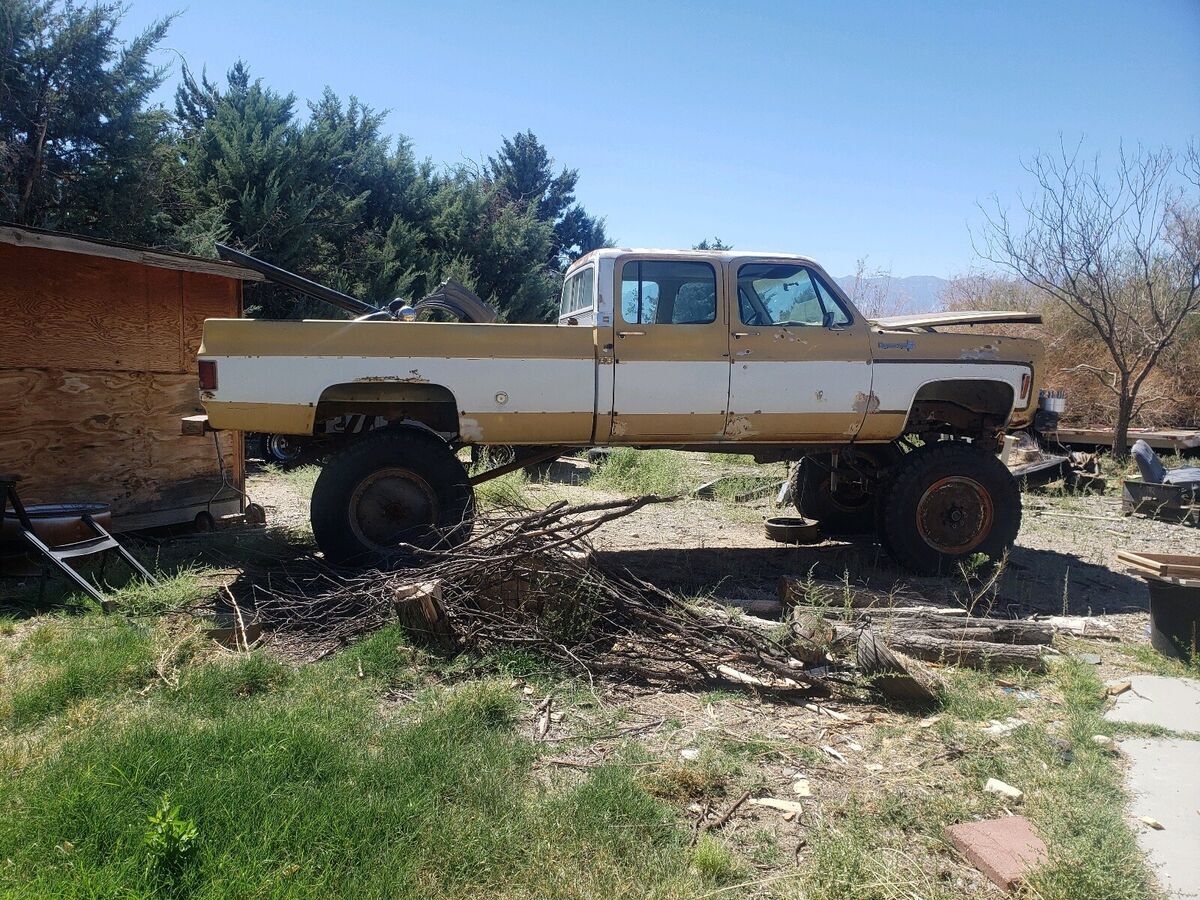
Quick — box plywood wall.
[0,243,243,526]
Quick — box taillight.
[1019,371,1031,401]
[199,360,218,391]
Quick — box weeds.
[593,448,692,496]
[691,833,743,884]
[142,795,199,891]
[106,568,209,616]
[473,469,532,508]
[264,462,322,498]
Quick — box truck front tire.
[311,428,475,565]
[878,442,1020,575]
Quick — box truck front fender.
[903,379,1016,440]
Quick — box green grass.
[473,469,532,508]
[0,615,712,899]
[106,568,210,616]
[592,448,693,496]
[2,617,156,728]
[709,474,779,501]
[264,462,322,498]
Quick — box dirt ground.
[241,453,1197,667]
[224,457,1199,897]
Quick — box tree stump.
[392,580,456,651]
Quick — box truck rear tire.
[793,446,901,534]
[311,428,474,565]
[878,442,1020,575]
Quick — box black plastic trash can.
[1146,575,1200,661]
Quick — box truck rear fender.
[314,382,460,438]
[902,379,1015,439]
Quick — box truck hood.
[870,310,1042,330]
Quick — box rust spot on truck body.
[852,391,881,413]
[353,369,429,384]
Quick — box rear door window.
[620,260,717,325]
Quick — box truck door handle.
[617,331,645,338]
[732,332,758,339]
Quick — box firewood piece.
[856,627,944,705]
[392,580,455,650]
[880,632,1049,672]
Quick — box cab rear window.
[559,267,595,317]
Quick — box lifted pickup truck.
[198,248,1043,573]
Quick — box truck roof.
[570,247,821,267]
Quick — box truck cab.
[554,249,1037,448]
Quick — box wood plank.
[0,368,240,522]
[1115,550,1200,579]
[1050,426,1200,451]
[181,270,241,364]
[0,244,184,373]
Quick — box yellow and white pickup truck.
[198,248,1043,572]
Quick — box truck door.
[609,257,730,442]
[725,260,873,442]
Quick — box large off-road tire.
[311,428,475,565]
[792,445,902,534]
[878,442,1020,575]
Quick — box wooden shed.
[0,224,264,530]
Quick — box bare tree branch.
[976,140,1200,455]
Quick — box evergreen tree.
[488,129,609,269]
[0,0,175,242]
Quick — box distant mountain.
[835,274,950,315]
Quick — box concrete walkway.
[1106,676,1200,899]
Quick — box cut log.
[392,580,456,651]
[785,606,1054,645]
[868,619,1056,643]
[857,627,944,705]
[868,614,1054,645]
[881,632,1049,672]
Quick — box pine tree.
[0,0,175,242]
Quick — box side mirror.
[822,310,838,329]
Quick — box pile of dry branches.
[243,496,832,695]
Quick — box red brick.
[945,815,1048,891]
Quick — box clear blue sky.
[123,0,1199,278]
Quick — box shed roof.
[0,223,265,281]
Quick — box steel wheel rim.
[267,434,302,463]
[826,476,872,512]
[348,467,439,551]
[915,475,994,555]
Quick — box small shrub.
[143,795,198,889]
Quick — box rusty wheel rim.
[915,476,993,555]
[349,467,439,551]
